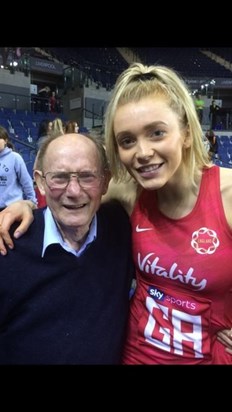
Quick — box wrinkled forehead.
[44,135,100,170]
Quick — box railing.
[0,90,31,111]
[82,107,103,129]
[10,135,37,151]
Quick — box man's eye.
[79,173,96,181]
[53,173,68,180]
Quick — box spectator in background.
[49,91,57,113]
[0,126,37,211]
[38,86,50,97]
[52,118,65,135]
[205,129,218,160]
[194,93,205,124]
[65,120,79,134]
[36,119,53,150]
[38,86,51,112]
[209,99,220,129]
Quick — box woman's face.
[114,94,189,190]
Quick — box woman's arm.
[0,200,35,255]
[102,177,139,216]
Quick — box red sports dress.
[122,166,232,364]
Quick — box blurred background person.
[205,129,218,160]
[209,99,220,129]
[38,86,51,113]
[0,126,36,211]
[36,119,53,150]
[65,120,79,134]
[51,118,65,135]
[49,91,57,113]
[194,93,205,124]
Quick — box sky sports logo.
[148,286,196,310]
[148,286,165,301]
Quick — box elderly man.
[0,133,134,364]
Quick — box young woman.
[104,63,232,364]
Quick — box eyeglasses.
[42,171,103,190]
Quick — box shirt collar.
[42,207,97,258]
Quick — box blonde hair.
[51,118,64,135]
[104,62,210,187]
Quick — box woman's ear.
[34,170,46,195]
[183,127,192,149]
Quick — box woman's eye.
[151,130,165,138]
[118,136,134,147]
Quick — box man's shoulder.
[10,208,45,238]
[99,199,128,214]
[97,200,132,243]
[98,200,130,223]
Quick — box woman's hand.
[217,328,232,354]
[0,200,35,255]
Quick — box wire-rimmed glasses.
[42,171,103,190]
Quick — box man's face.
[37,134,109,234]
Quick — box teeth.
[65,204,85,209]
[139,165,160,172]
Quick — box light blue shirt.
[42,207,97,258]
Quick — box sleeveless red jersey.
[122,166,232,364]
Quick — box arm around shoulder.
[0,200,35,255]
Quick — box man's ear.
[34,170,46,195]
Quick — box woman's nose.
[135,143,154,161]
